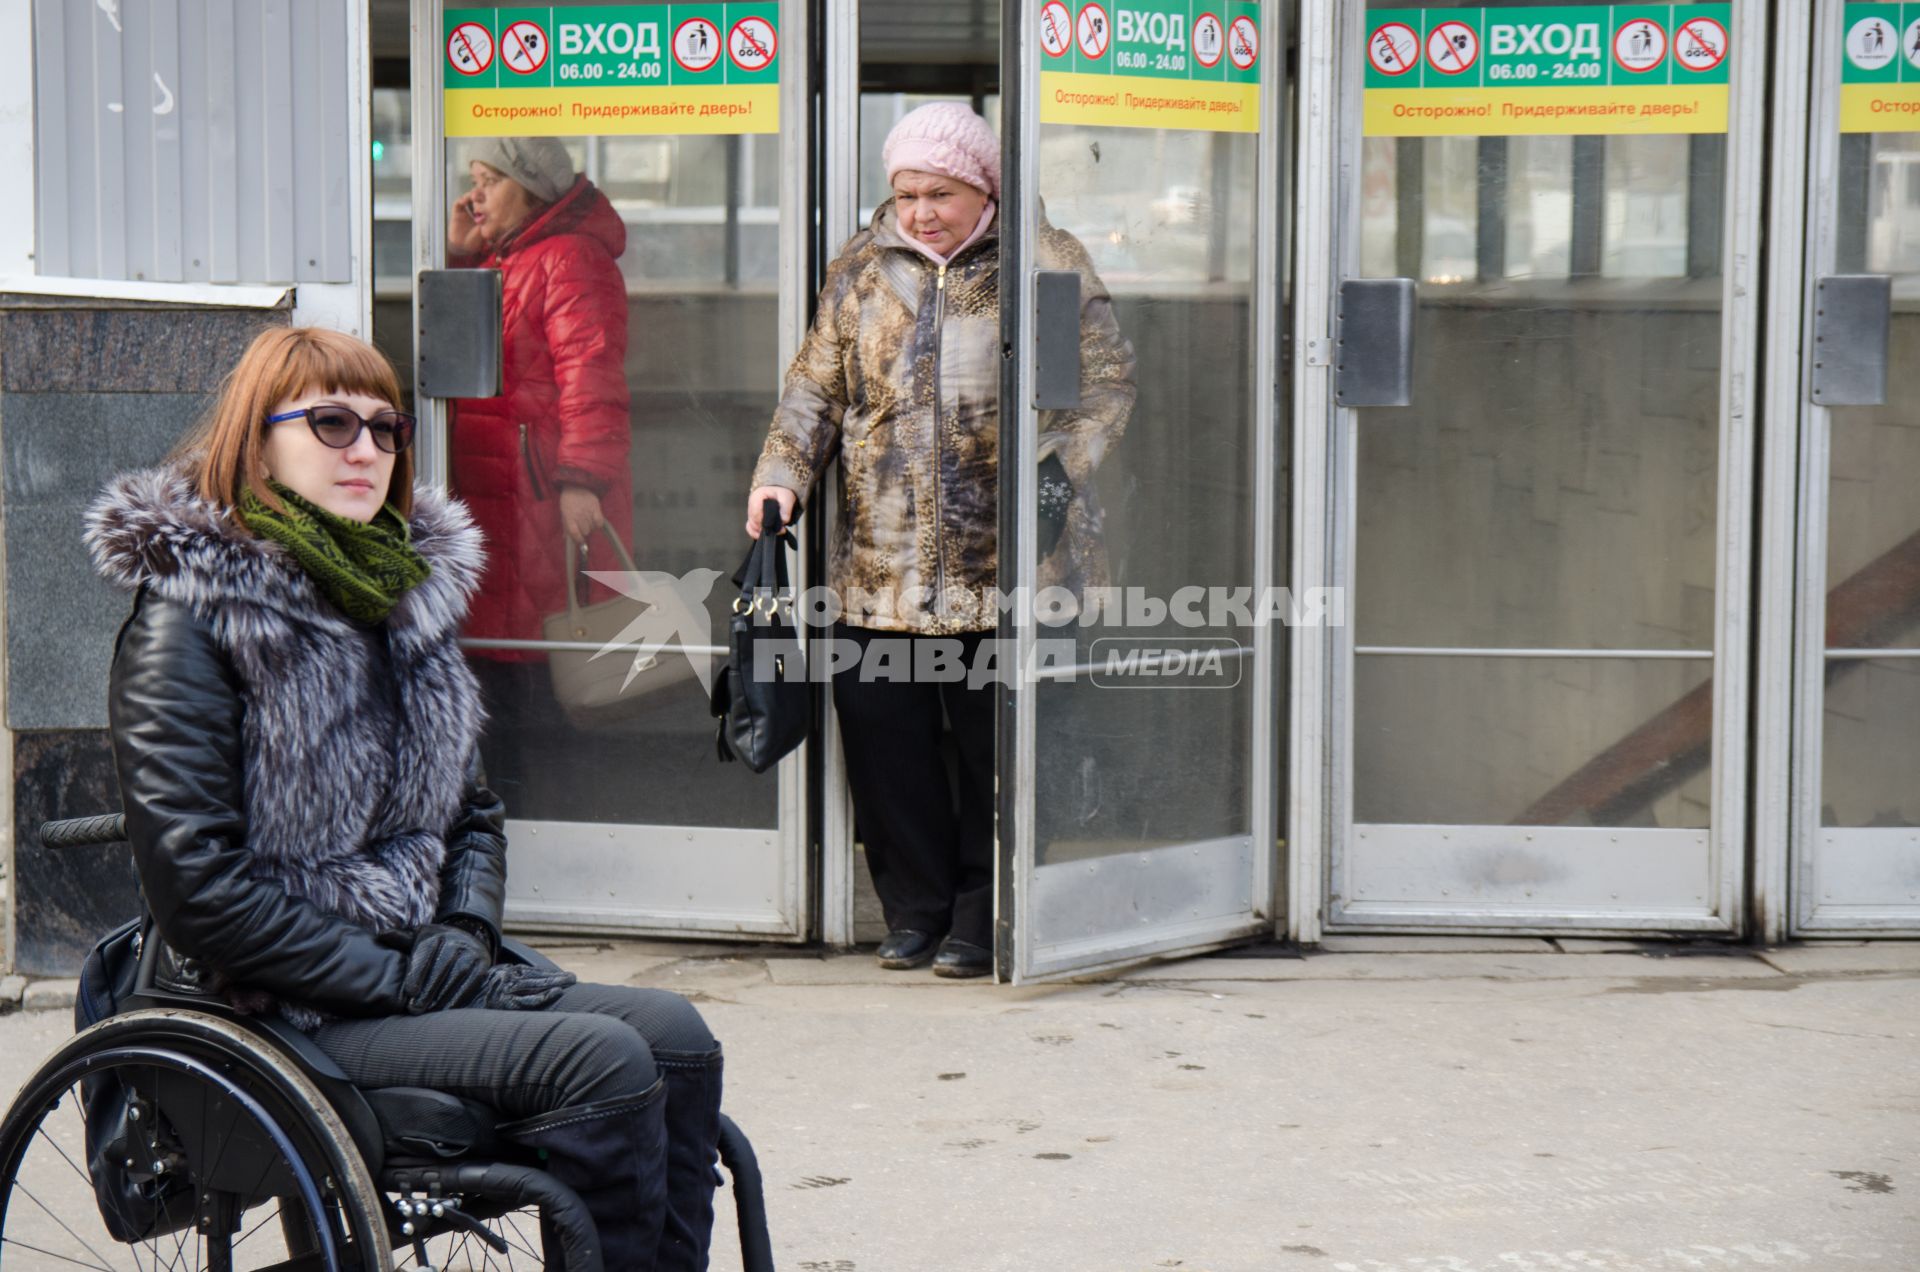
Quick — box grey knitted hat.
[467,137,576,204]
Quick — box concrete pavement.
[0,938,1913,1271]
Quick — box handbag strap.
[736,501,792,615]
[565,525,640,624]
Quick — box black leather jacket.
[109,591,507,1019]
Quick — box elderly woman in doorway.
[744,103,1136,978]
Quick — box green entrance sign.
[1839,3,1920,131]
[1363,4,1732,137]
[445,4,780,137]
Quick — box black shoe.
[876,929,940,969]
[932,936,993,979]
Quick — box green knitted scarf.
[240,481,431,624]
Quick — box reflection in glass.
[1031,121,1257,868]
[1603,135,1690,278]
[1823,132,1920,830]
[1355,656,1713,828]
[445,133,779,830]
[1822,659,1920,827]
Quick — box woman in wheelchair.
[76,325,724,1270]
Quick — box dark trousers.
[311,982,720,1269]
[831,624,995,946]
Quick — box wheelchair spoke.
[10,1180,127,1271]
[0,1234,122,1271]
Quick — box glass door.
[1792,2,1920,933]
[998,0,1283,980]
[1312,1,1764,934]
[413,0,811,938]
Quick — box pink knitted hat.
[882,102,1000,200]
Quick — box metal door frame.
[1293,0,1771,940]
[1783,0,1920,936]
[816,0,863,947]
[998,0,1285,981]
[409,0,811,940]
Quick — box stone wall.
[2,300,288,973]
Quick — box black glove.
[402,923,493,1015]
[479,963,577,1011]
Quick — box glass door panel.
[1795,4,1920,931]
[1332,0,1758,931]
[1001,0,1280,980]
[419,0,808,938]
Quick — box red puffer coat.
[453,176,634,655]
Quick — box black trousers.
[311,981,721,1269]
[831,624,996,946]
[309,981,712,1116]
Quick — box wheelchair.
[0,813,776,1271]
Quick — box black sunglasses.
[267,406,417,454]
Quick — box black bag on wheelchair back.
[75,918,199,1242]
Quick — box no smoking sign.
[448,21,493,75]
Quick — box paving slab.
[1122,951,1785,982]
[1317,935,1558,954]
[765,954,1000,989]
[0,950,1914,1269]
[21,978,77,1013]
[1758,943,1920,976]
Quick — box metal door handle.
[1335,278,1417,408]
[1033,270,1082,410]
[1811,275,1893,407]
[416,269,504,399]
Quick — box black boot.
[502,1080,669,1271]
[654,1047,725,1272]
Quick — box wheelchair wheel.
[0,1008,394,1271]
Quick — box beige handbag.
[541,526,711,728]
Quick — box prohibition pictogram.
[1040,1,1072,57]
[1674,16,1727,73]
[673,17,722,73]
[1848,15,1897,72]
[1368,22,1418,76]
[501,19,548,74]
[1193,13,1224,67]
[1077,3,1110,60]
[1426,21,1477,75]
[447,21,493,76]
[729,16,777,72]
[1613,18,1666,74]
[1228,15,1259,70]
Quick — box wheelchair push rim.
[0,1008,394,1271]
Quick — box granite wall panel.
[10,729,136,975]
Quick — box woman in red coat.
[449,136,635,653]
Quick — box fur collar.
[86,464,484,653]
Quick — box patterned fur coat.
[751,201,1138,634]
[85,466,492,1026]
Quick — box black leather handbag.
[710,500,809,773]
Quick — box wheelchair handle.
[40,813,127,849]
